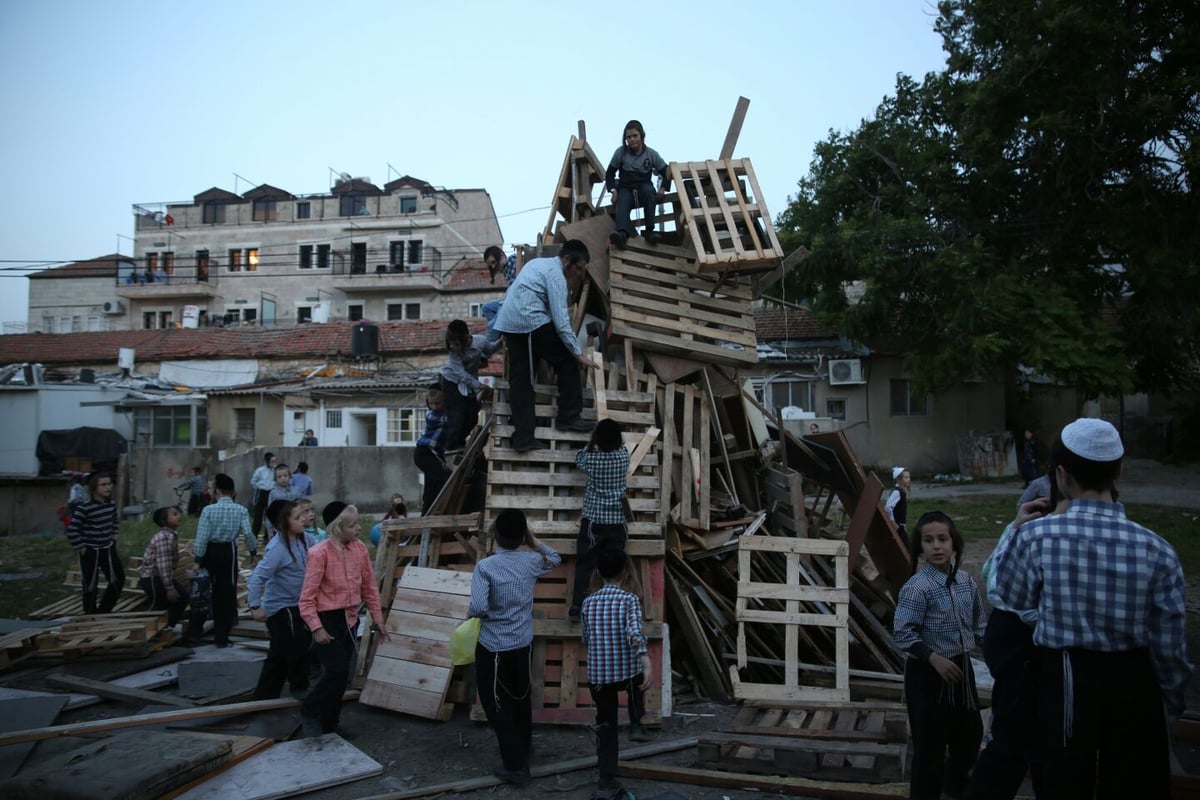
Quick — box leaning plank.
[617,761,909,799]
[352,737,698,800]
[46,673,195,707]
[0,691,360,746]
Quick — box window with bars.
[326,410,343,428]
[889,380,930,416]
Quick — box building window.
[162,252,174,275]
[133,405,207,448]
[326,409,343,428]
[400,196,418,214]
[42,315,53,333]
[408,240,423,267]
[293,411,306,433]
[469,302,484,318]
[826,398,847,421]
[143,311,155,330]
[252,198,277,222]
[890,379,930,416]
[196,250,209,281]
[296,201,311,219]
[158,311,172,328]
[386,303,421,321]
[765,374,814,414]
[348,304,364,321]
[339,194,367,217]
[431,246,442,275]
[203,202,226,224]
[351,242,367,274]
[297,306,312,323]
[228,249,243,272]
[386,408,422,444]
[235,408,255,440]
[243,308,257,325]
[389,241,405,270]
[299,244,313,269]
[317,244,331,269]
[146,253,158,271]
[247,248,259,271]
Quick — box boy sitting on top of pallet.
[605,119,670,250]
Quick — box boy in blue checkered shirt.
[581,548,653,797]
[569,418,630,621]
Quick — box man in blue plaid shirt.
[994,418,1190,798]
[581,548,653,797]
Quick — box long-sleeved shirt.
[248,532,318,616]
[264,484,302,538]
[493,257,581,356]
[194,496,256,558]
[66,500,118,551]
[290,473,313,497]
[179,474,206,495]
[469,542,561,652]
[417,408,447,455]
[893,562,985,662]
[581,584,648,684]
[251,464,275,493]
[981,522,1038,625]
[993,499,1192,718]
[139,527,179,584]
[441,333,498,395]
[576,445,630,525]
[299,538,385,633]
[605,144,669,192]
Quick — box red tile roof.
[29,254,134,281]
[442,258,508,292]
[754,307,835,341]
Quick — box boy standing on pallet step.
[582,548,654,799]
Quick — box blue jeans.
[614,181,657,238]
[481,300,503,343]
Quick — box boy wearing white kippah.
[993,417,1190,799]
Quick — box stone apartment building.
[27,175,506,333]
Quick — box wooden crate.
[668,158,784,273]
[697,702,908,781]
[31,612,174,661]
[0,628,42,671]
[609,241,758,368]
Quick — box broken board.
[0,695,69,779]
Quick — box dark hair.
[296,461,308,474]
[591,418,623,451]
[1051,434,1122,493]
[560,239,590,268]
[269,499,302,561]
[214,473,235,494]
[484,245,504,283]
[446,319,471,349]
[596,547,627,579]
[86,472,112,494]
[192,466,202,474]
[274,463,290,476]
[623,119,646,140]
[909,510,965,584]
[494,508,527,549]
[263,452,275,464]
[152,506,173,528]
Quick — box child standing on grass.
[440,319,498,453]
[248,500,316,700]
[138,505,191,630]
[298,502,388,737]
[893,510,984,800]
[569,418,630,621]
[581,548,654,798]
[194,473,258,648]
[67,473,124,614]
[885,466,911,538]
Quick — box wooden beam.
[719,96,751,161]
[617,761,908,799]
[46,674,194,708]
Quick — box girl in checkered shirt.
[893,511,985,800]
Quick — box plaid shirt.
[576,445,630,525]
[194,496,256,557]
[994,499,1192,716]
[893,562,985,661]
[139,528,179,583]
[582,584,648,684]
[299,538,385,632]
[469,543,561,651]
[500,254,517,284]
[417,408,447,454]
[981,522,1039,625]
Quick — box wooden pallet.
[30,612,175,661]
[360,567,472,720]
[697,702,908,782]
[609,240,758,368]
[0,629,42,671]
[660,382,712,530]
[668,158,784,273]
[544,133,608,240]
[27,591,152,620]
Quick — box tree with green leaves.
[775,0,1199,398]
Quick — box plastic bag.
[449,617,481,666]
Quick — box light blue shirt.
[248,531,318,615]
[493,256,581,356]
[468,542,561,651]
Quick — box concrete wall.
[0,477,70,536]
[0,386,134,474]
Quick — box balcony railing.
[116,265,219,298]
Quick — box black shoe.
[555,417,594,433]
[629,723,657,742]
[513,439,546,453]
[608,230,627,250]
[493,766,531,786]
[645,231,661,245]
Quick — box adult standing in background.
[494,239,599,452]
[298,429,318,447]
[290,461,313,497]
[1019,429,1039,488]
[250,452,277,541]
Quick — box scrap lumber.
[46,673,194,707]
[0,629,41,672]
[618,761,909,799]
[719,96,752,159]
[159,735,275,799]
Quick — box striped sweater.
[66,500,118,551]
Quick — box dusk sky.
[0,0,948,329]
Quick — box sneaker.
[492,766,532,786]
[513,439,547,453]
[645,231,662,245]
[608,230,627,250]
[629,723,657,742]
[554,417,594,433]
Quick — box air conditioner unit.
[828,358,865,385]
[101,300,124,315]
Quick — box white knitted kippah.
[1061,418,1124,461]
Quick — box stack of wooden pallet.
[24,612,174,664]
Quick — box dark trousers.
[80,544,125,614]
[254,606,313,699]
[441,377,480,452]
[905,653,983,800]
[571,519,627,611]
[302,610,356,732]
[1032,647,1168,800]
[414,445,451,514]
[966,610,1039,800]
[137,575,190,628]
[614,181,657,238]
[592,674,646,786]
[251,489,269,538]
[475,642,533,772]
[198,541,238,646]
[505,324,583,448]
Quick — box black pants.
[80,544,125,614]
[475,642,533,772]
[254,606,312,700]
[302,610,355,732]
[413,445,451,514]
[137,575,190,628]
[966,610,1039,800]
[905,653,983,800]
[441,377,480,452]
[505,324,583,449]
[251,489,269,538]
[571,519,627,611]
[592,674,646,786]
[1032,647,1168,800]
[198,541,238,646]
[614,181,657,238]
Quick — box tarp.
[159,359,259,388]
[35,427,127,476]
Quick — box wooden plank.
[618,761,909,798]
[719,96,751,159]
[46,673,194,707]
